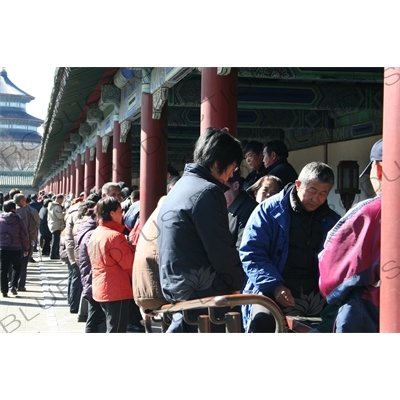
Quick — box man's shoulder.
[15,207,27,216]
[229,191,258,215]
[325,196,381,244]
[28,205,39,215]
[354,195,381,211]
[340,195,381,223]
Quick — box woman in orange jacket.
[87,197,135,333]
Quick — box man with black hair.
[167,163,180,185]
[120,187,133,213]
[123,190,140,230]
[242,141,267,191]
[158,127,246,333]
[262,140,298,186]
[224,169,258,250]
[30,193,42,213]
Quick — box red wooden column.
[63,168,67,195]
[112,117,132,186]
[66,162,72,195]
[95,134,113,191]
[140,92,168,229]
[200,67,238,137]
[76,153,85,197]
[380,67,400,332]
[58,170,63,194]
[84,146,96,194]
[56,172,61,194]
[70,159,77,196]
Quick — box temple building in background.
[0,67,43,193]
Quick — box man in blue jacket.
[240,161,341,332]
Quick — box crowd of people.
[0,130,383,333]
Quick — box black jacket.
[242,165,268,191]
[228,191,258,250]
[157,163,245,303]
[264,158,298,186]
[39,207,51,238]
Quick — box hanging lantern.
[335,160,361,212]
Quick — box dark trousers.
[100,299,131,333]
[127,299,144,331]
[86,297,106,333]
[1,249,22,293]
[50,230,61,258]
[248,303,277,333]
[19,245,33,290]
[67,262,83,312]
[40,235,52,255]
[78,295,88,319]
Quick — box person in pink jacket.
[87,197,135,333]
[318,139,382,332]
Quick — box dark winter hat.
[360,139,382,178]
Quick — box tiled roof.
[0,69,33,99]
[0,108,43,123]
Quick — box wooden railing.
[146,293,287,333]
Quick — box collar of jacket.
[98,219,126,233]
[265,157,289,174]
[183,163,230,192]
[0,212,19,221]
[289,184,332,218]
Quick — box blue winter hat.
[359,139,382,178]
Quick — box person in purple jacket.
[0,200,29,297]
[76,212,106,333]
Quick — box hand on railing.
[273,285,295,308]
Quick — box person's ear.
[233,181,240,191]
[209,162,218,176]
[376,161,383,180]
[295,180,301,191]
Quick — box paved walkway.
[1,252,86,333]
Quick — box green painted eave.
[33,67,119,187]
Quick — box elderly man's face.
[107,186,123,202]
[295,179,332,212]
